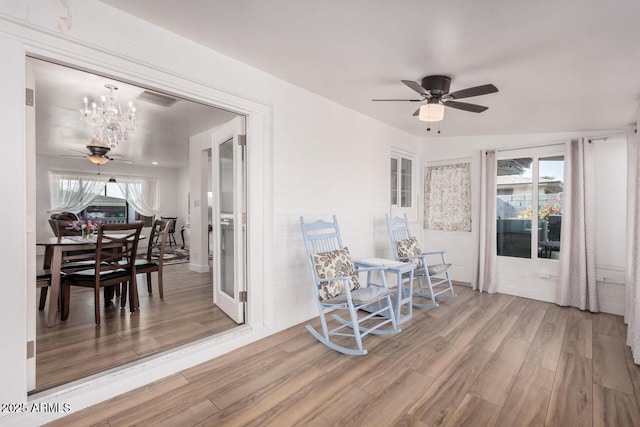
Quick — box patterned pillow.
[396,237,423,268]
[311,247,360,301]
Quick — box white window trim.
[391,149,418,221]
[496,145,565,261]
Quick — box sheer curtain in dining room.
[114,175,160,217]
[49,171,109,214]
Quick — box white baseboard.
[188,263,209,273]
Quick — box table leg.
[47,247,63,327]
[181,228,186,249]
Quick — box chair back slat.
[95,222,144,276]
[300,215,343,256]
[386,214,413,262]
[300,215,348,300]
[146,219,172,265]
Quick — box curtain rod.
[495,141,565,153]
[496,132,626,153]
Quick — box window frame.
[496,145,565,261]
[390,150,418,220]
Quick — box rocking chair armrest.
[422,250,446,256]
[316,276,353,282]
[399,255,423,261]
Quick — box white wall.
[0,1,420,422]
[35,154,184,245]
[420,131,627,313]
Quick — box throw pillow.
[396,237,424,268]
[311,247,360,301]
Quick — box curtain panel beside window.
[115,176,160,217]
[423,162,471,232]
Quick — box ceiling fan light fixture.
[88,154,109,165]
[418,102,445,122]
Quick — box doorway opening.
[29,57,247,392]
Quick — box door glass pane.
[219,140,234,298]
[497,158,533,258]
[400,157,412,207]
[390,157,398,205]
[538,156,564,259]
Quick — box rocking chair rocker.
[300,215,400,355]
[386,214,456,308]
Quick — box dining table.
[37,234,144,327]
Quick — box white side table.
[354,257,415,325]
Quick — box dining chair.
[36,270,53,311]
[160,216,178,246]
[55,221,101,273]
[62,222,144,324]
[386,214,456,308]
[300,215,400,356]
[135,218,172,299]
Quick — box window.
[390,154,412,208]
[81,181,155,225]
[497,153,564,259]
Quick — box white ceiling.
[33,59,238,168]
[98,0,640,137]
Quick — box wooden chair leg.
[158,270,164,299]
[38,287,48,311]
[120,282,128,308]
[147,273,153,294]
[103,285,113,308]
[129,277,139,313]
[61,283,71,321]
[94,288,101,324]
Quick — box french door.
[212,117,246,323]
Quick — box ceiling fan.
[373,75,498,123]
[61,143,133,165]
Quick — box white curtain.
[625,114,640,363]
[49,171,109,214]
[556,138,598,311]
[115,176,160,217]
[473,150,498,293]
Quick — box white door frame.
[12,38,271,412]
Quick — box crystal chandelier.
[80,84,136,148]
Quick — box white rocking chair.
[386,214,456,308]
[300,215,400,356]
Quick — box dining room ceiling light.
[418,102,445,122]
[80,84,136,148]
[88,154,110,165]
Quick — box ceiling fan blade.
[68,148,90,155]
[372,98,423,102]
[445,101,488,113]
[60,154,86,158]
[401,80,429,96]
[448,84,498,100]
[108,157,134,164]
[412,108,420,116]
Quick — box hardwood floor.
[48,285,640,426]
[35,262,238,391]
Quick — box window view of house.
[497,156,564,259]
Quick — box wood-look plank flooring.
[36,262,237,391]
[48,285,640,426]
